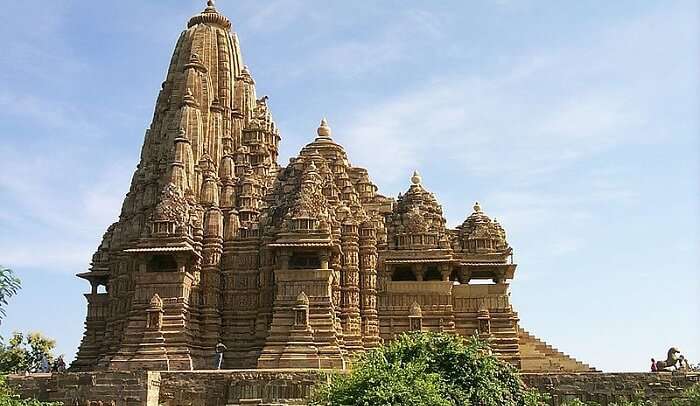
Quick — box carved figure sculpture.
[655,347,681,371]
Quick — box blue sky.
[0,0,698,372]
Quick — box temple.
[72,1,594,373]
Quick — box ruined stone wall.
[7,371,161,406]
[522,372,700,406]
[7,371,698,406]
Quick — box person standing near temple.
[214,342,227,370]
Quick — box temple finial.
[189,0,231,28]
[317,118,332,137]
[411,170,422,185]
[204,0,218,14]
[474,201,482,213]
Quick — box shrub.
[0,333,56,375]
[311,332,542,406]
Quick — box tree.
[0,332,56,375]
[311,332,544,406]
[0,267,21,324]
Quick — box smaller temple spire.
[317,118,332,138]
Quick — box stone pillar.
[359,222,380,348]
[415,265,425,281]
[440,264,451,282]
[340,221,362,351]
[198,207,224,368]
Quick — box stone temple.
[72,1,593,373]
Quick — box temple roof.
[188,0,232,29]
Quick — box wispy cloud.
[0,91,106,138]
[242,0,311,33]
[269,8,446,79]
[338,5,696,187]
[0,144,131,273]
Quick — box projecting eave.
[267,242,334,248]
[460,262,517,280]
[76,270,109,282]
[122,245,202,260]
[384,258,453,264]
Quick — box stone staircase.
[518,328,598,372]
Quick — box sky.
[0,0,698,372]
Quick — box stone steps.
[518,328,597,372]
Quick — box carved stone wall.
[159,370,327,405]
[8,371,161,406]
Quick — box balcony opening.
[290,253,321,269]
[392,266,416,281]
[147,255,178,272]
[423,266,442,281]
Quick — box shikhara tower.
[73,2,593,372]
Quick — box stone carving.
[408,302,423,332]
[72,1,593,374]
[146,294,164,331]
[150,183,190,234]
[655,347,689,371]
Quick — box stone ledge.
[7,371,699,406]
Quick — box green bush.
[671,383,700,406]
[311,332,543,406]
[557,383,700,406]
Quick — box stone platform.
[8,370,699,406]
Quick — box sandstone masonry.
[9,372,699,406]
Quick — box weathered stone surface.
[522,372,700,405]
[9,372,698,406]
[71,0,590,372]
[159,370,328,405]
[8,371,161,406]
